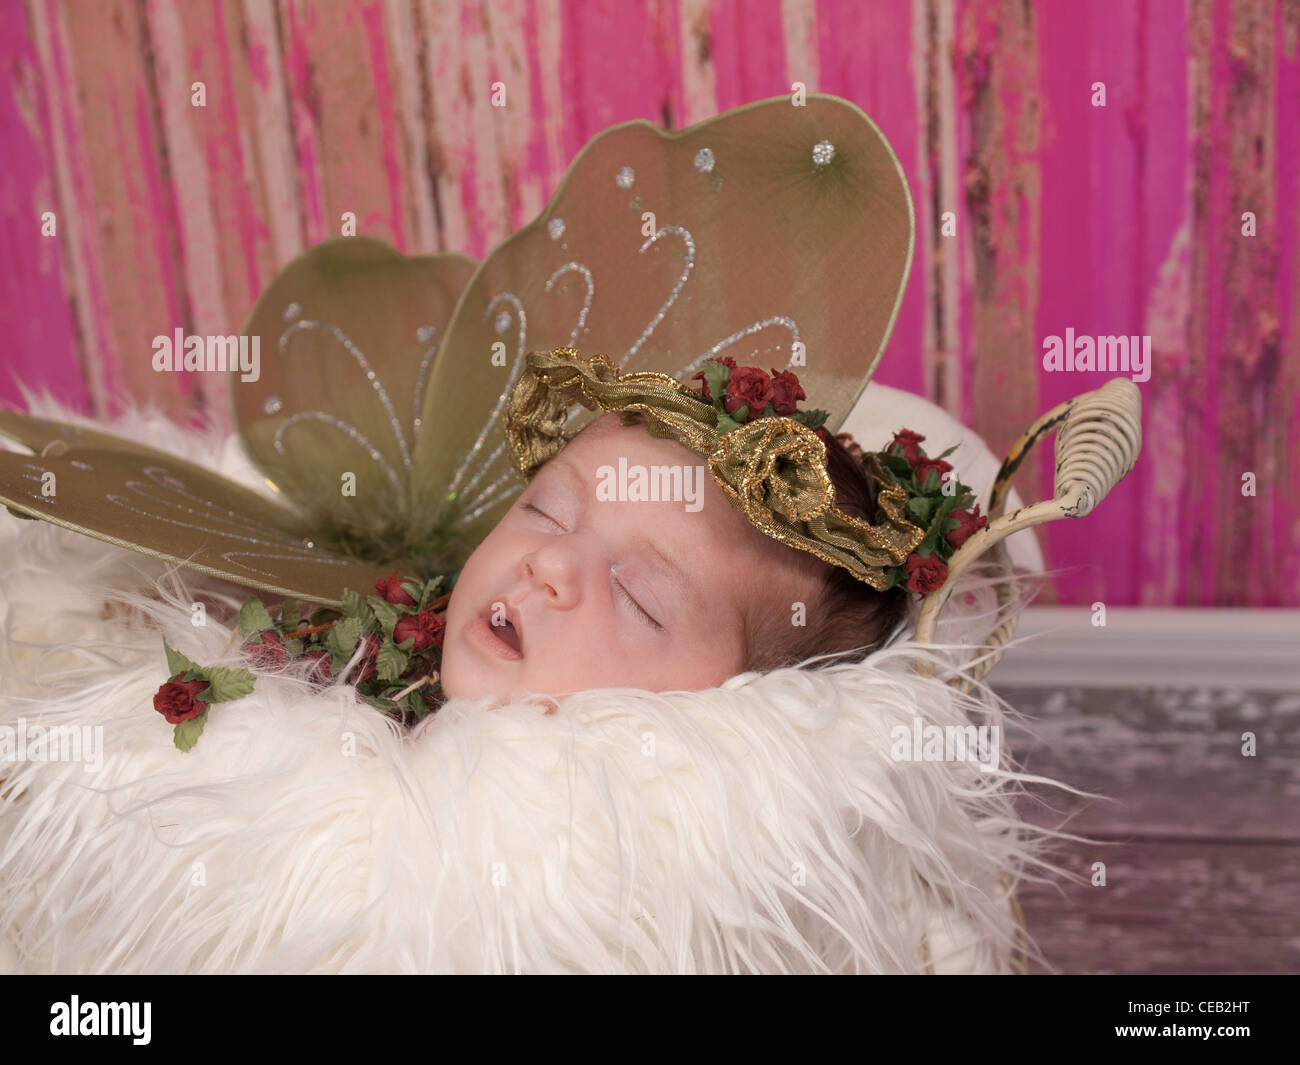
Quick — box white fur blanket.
[0,403,1066,973]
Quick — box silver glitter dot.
[812,140,836,168]
[694,148,715,173]
[616,165,635,189]
[263,395,283,415]
[547,217,566,241]
[283,301,302,321]
[494,311,511,335]
[302,539,315,549]
[416,325,436,344]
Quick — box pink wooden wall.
[1,0,1297,607]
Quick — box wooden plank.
[818,0,927,399]
[1001,684,1300,840]
[242,0,306,267]
[291,0,409,249]
[951,0,1042,465]
[1018,839,1300,974]
[144,0,240,421]
[419,0,508,256]
[0,0,87,415]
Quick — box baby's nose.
[522,542,582,610]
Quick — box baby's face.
[440,413,816,703]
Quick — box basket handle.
[914,377,1143,649]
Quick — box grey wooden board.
[1014,840,1300,974]
[995,685,1300,974]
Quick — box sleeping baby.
[439,408,911,705]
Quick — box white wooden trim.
[991,608,1300,691]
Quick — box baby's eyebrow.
[545,454,587,495]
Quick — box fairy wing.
[410,93,915,548]
[0,437,401,604]
[233,237,478,566]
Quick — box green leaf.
[714,411,745,436]
[279,598,301,629]
[203,665,256,703]
[173,712,209,753]
[376,638,410,683]
[936,444,959,460]
[920,468,940,494]
[418,576,445,609]
[163,639,204,680]
[879,453,913,477]
[880,568,902,591]
[325,616,365,661]
[907,496,936,524]
[800,408,829,430]
[239,597,276,640]
[699,359,730,404]
[933,494,962,525]
[340,588,368,620]
[368,596,401,638]
[282,637,305,657]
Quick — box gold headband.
[503,348,923,590]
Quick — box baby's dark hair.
[742,431,911,671]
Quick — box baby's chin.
[438,635,556,712]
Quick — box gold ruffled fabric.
[504,348,923,590]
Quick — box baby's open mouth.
[467,605,525,661]
[495,619,522,654]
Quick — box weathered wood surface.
[1000,684,1300,974]
[1,0,1297,608]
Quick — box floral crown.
[688,355,987,594]
[505,348,987,595]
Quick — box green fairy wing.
[0,437,400,604]
[234,237,478,570]
[410,93,915,550]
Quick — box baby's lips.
[485,598,526,655]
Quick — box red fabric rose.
[690,356,737,402]
[905,552,949,595]
[395,610,446,651]
[724,367,775,422]
[947,504,988,549]
[246,630,288,671]
[768,369,806,416]
[153,676,209,725]
[913,456,953,489]
[890,428,926,464]
[374,573,418,606]
[302,650,332,679]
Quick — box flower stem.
[281,621,337,639]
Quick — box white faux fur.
[0,400,1075,974]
